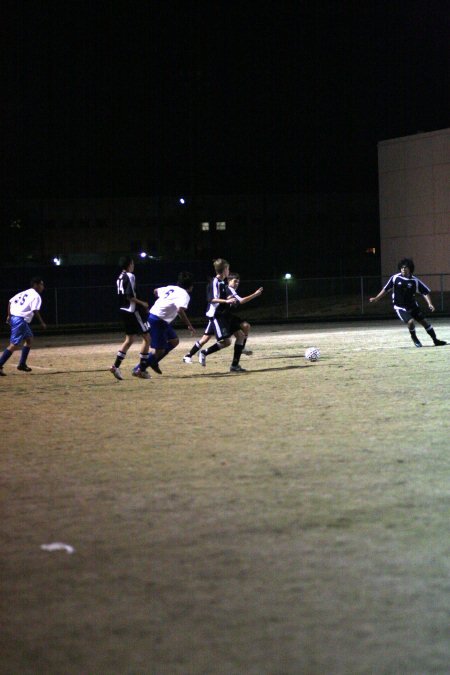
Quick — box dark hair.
[30,276,44,286]
[398,258,415,274]
[228,272,240,281]
[177,271,194,289]
[119,255,134,269]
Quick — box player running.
[142,271,195,375]
[369,258,446,348]
[0,277,46,375]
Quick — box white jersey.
[150,285,190,324]
[9,288,42,323]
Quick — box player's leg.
[184,321,213,362]
[407,318,422,347]
[240,320,253,355]
[136,331,151,373]
[0,317,27,374]
[230,328,246,372]
[110,322,135,379]
[153,326,179,370]
[199,317,232,366]
[17,333,34,372]
[417,317,447,346]
[144,315,168,374]
[396,309,421,347]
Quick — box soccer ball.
[305,347,320,362]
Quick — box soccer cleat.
[148,360,162,374]
[17,364,32,372]
[132,366,151,379]
[0,366,5,376]
[433,339,447,346]
[230,364,246,372]
[412,339,422,348]
[242,349,253,356]
[110,365,123,380]
[182,354,193,364]
[198,350,207,367]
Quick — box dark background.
[1,0,449,277]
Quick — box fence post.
[54,287,59,326]
[440,274,444,312]
[360,276,364,314]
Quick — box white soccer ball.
[305,347,320,362]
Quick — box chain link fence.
[1,275,449,332]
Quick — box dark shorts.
[148,313,177,349]
[394,305,425,324]
[121,309,150,335]
[207,314,242,340]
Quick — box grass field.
[1,320,449,674]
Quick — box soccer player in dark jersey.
[183,272,263,362]
[110,256,150,380]
[369,258,447,348]
[183,258,247,372]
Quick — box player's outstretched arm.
[239,287,263,305]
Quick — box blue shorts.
[149,314,177,349]
[10,316,34,345]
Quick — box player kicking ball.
[369,258,446,348]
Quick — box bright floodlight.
[284,273,292,280]
[139,251,147,258]
[179,197,186,204]
[52,256,61,266]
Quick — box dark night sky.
[2,0,449,199]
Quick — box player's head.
[177,271,194,291]
[228,272,240,289]
[119,255,134,271]
[213,258,230,276]
[30,276,45,292]
[398,258,414,275]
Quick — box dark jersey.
[382,273,431,310]
[116,271,137,312]
[205,277,231,318]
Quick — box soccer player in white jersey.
[369,258,446,348]
[110,256,150,380]
[141,271,195,375]
[0,277,46,375]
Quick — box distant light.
[365,247,376,254]
[284,273,292,280]
[179,197,186,205]
[52,256,62,266]
[139,251,147,258]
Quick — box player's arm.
[134,297,149,310]
[33,310,47,329]
[369,289,387,303]
[6,301,11,324]
[422,293,435,312]
[238,287,263,305]
[369,278,392,304]
[177,307,195,334]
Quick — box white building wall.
[378,128,450,287]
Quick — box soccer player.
[141,271,195,375]
[0,277,46,375]
[110,256,150,380]
[183,272,263,362]
[369,258,446,348]
[183,258,248,373]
